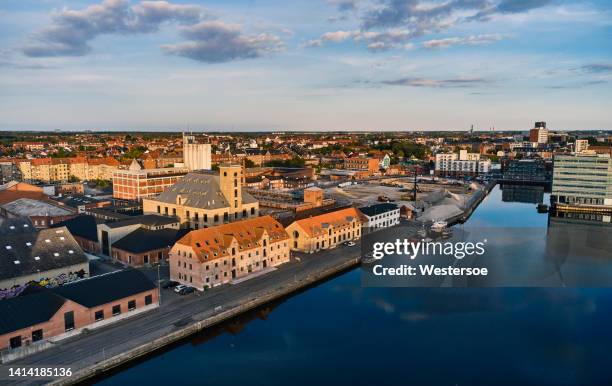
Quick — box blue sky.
[0,0,611,131]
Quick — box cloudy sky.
[0,0,611,131]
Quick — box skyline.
[1,0,611,131]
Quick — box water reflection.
[98,184,612,386]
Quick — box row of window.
[8,295,154,350]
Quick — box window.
[95,310,104,321]
[112,304,121,316]
[64,311,75,331]
[9,336,21,349]
[32,329,43,342]
[145,294,152,305]
[251,207,255,215]
[128,300,136,311]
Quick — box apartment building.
[343,157,380,175]
[435,149,491,177]
[286,207,363,253]
[552,152,612,209]
[18,157,120,183]
[170,215,290,289]
[142,165,259,229]
[112,160,189,201]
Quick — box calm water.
[98,186,612,386]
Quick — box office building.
[112,160,189,201]
[552,152,612,209]
[529,122,549,144]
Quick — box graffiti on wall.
[0,269,87,299]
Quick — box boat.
[430,220,448,232]
[537,203,549,213]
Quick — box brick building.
[112,160,189,201]
[170,215,290,290]
[285,207,363,253]
[0,269,157,351]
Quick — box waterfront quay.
[6,246,363,386]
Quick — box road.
[5,243,364,385]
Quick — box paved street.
[6,243,364,385]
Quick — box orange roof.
[291,207,362,237]
[87,157,120,166]
[29,157,87,166]
[175,215,289,263]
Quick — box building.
[183,134,212,171]
[142,165,259,229]
[18,157,120,183]
[112,160,189,201]
[552,152,612,210]
[1,198,77,228]
[0,269,157,351]
[359,203,400,229]
[52,215,100,254]
[0,161,21,184]
[343,157,380,175]
[500,158,551,183]
[170,215,290,290]
[111,228,188,267]
[286,207,363,253]
[50,194,111,214]
[529,122,549,144]
[97,214,180,257]
[435,150,491,177]
[0,225,89,293]
[575,139,589,153]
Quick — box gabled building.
[170,215,290,290]
[286,207,363,253]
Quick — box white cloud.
[422,33,510,49]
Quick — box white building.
[359,203,400,229]
[435,150,491,176]
[575,139,589,153]
[183,134,212,171]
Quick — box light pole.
[157,264,161,306]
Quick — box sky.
[0,0,611,132]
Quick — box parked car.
[162,280,179,289]
[178,286,195,295]
[346,241,356,247]
[174,284,187,293]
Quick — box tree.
[244,158,256,168]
